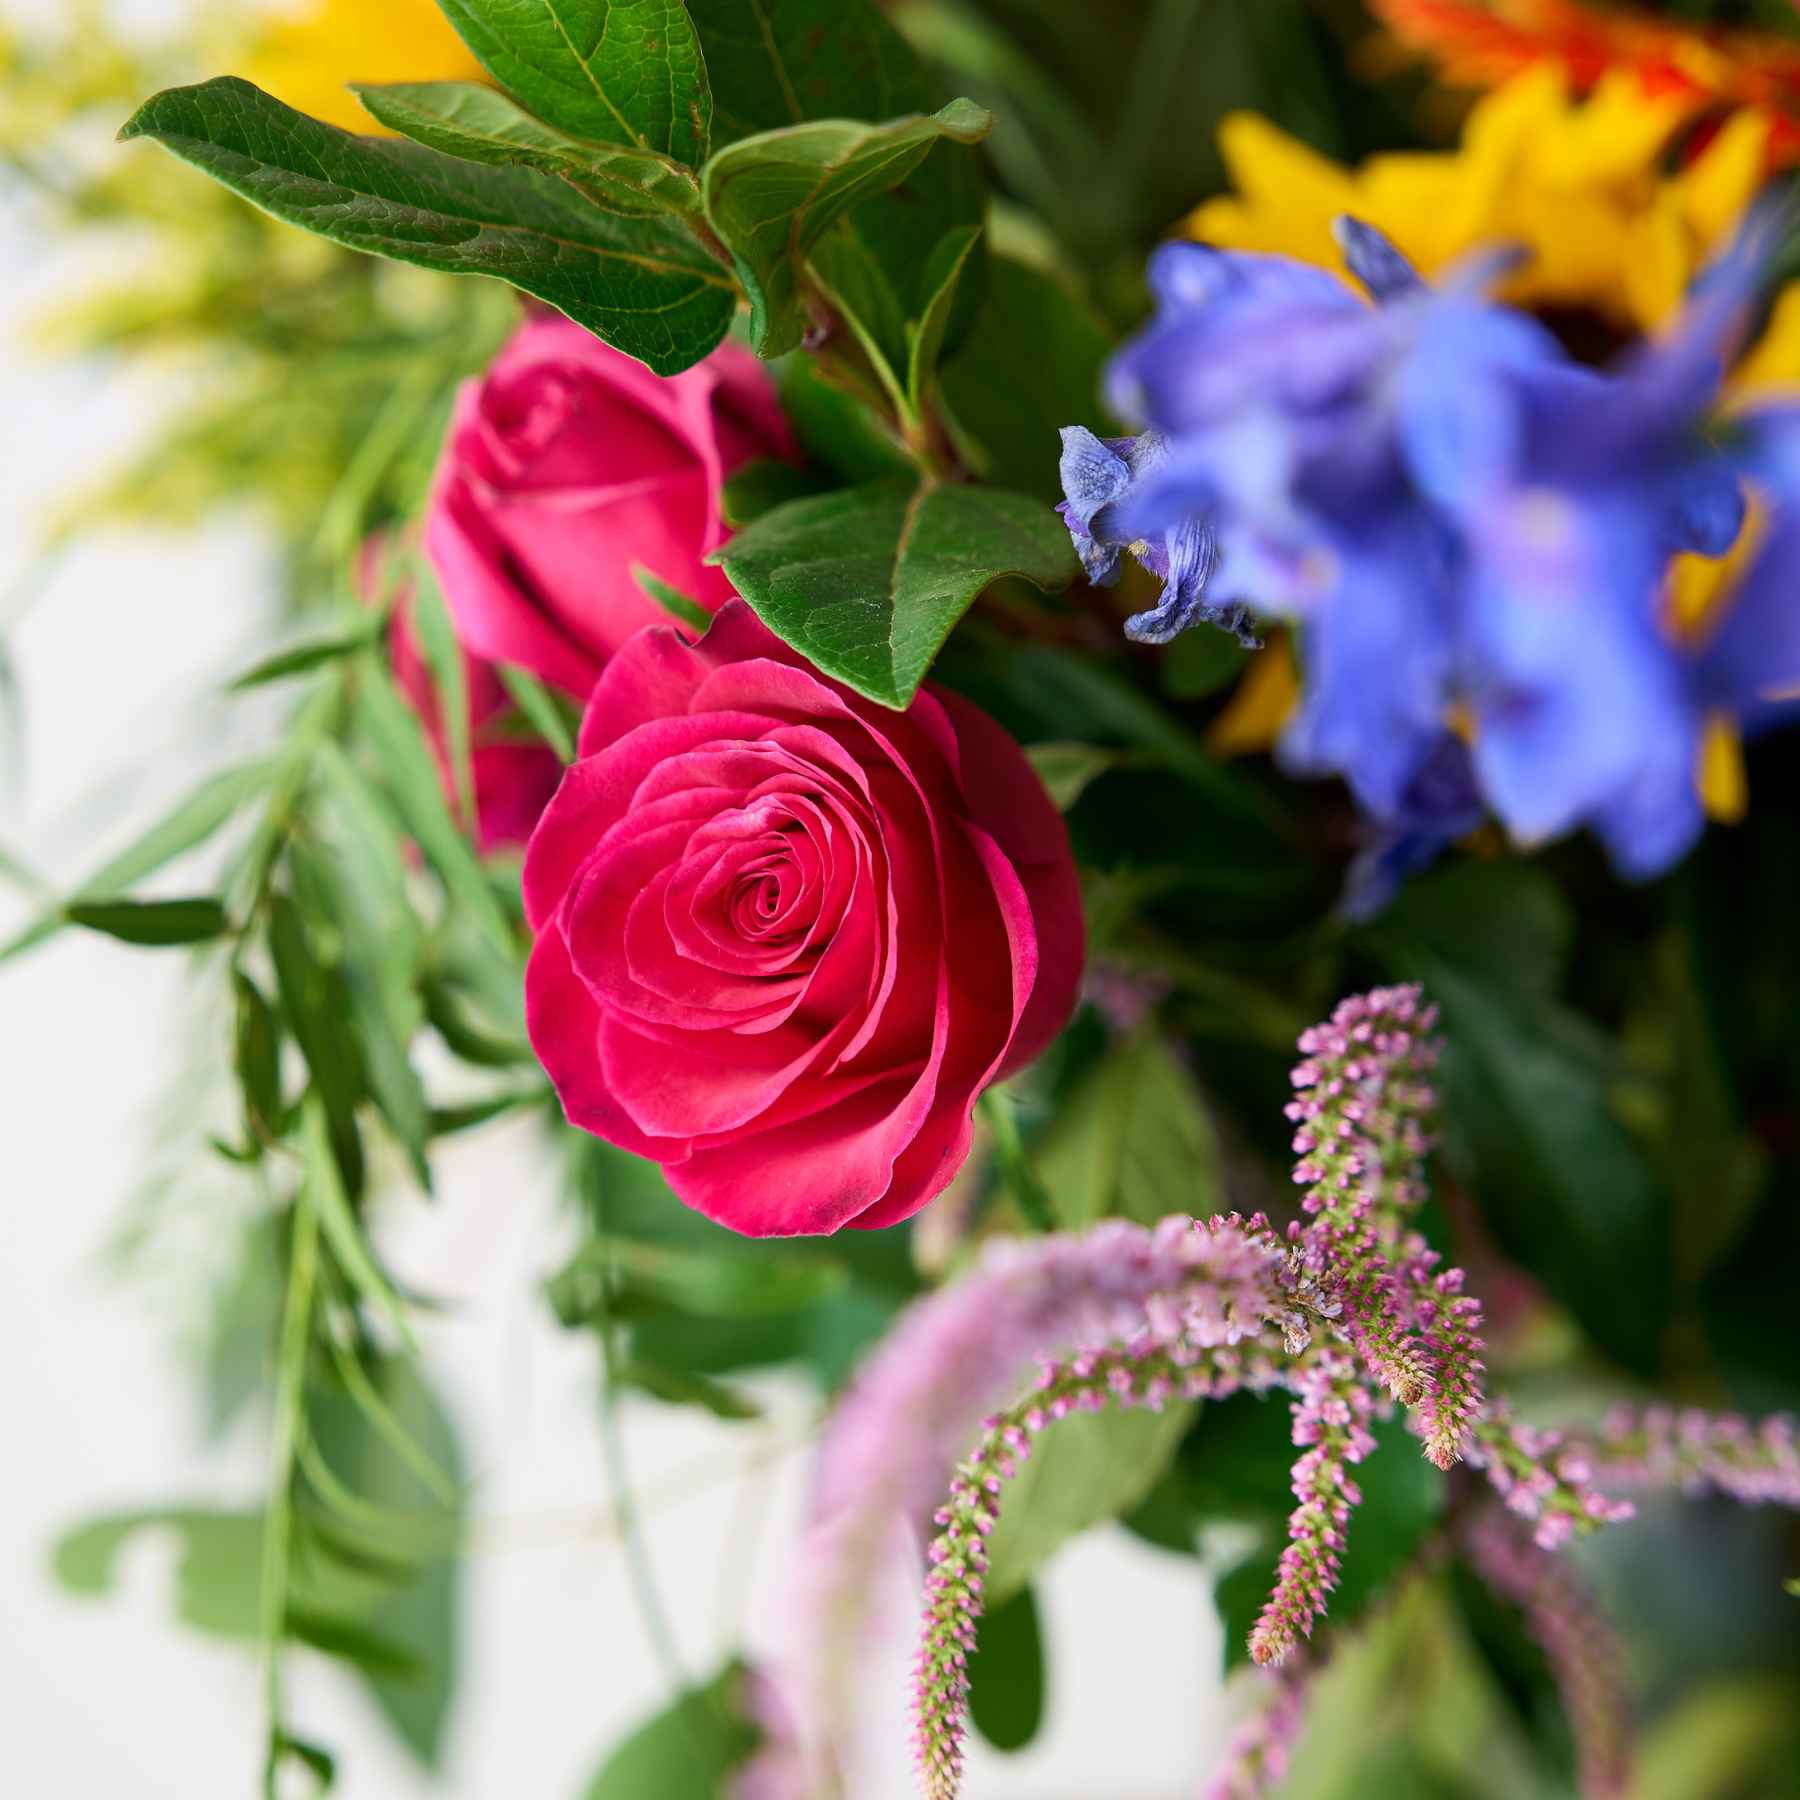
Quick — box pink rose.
[426,314,797,699]
[523,602,1085,1236]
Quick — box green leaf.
[1024,742,1126,813]
[983,1400,1196,1605]
[353,81,702,216]
[63,895,232,946]
[405,574,476,837]
[716,479,1075,708]
[1034,1031,1224,1229]
[232,971,284,1148]
[269,893,367,1197]
[548,1236,849,1324]
[1,761,270,964]
[432,0,711,166]
[907,222,983,415]
[304,1100,419,1355]
[938,254,1114,502]
[703,99,991,358]
[119,80,734,376]
[227,630,377,691]
[581,1661,761,1797]
[632,563,711,630]
[354,657,516,956]
[720,456,828,527]
[495,662,579,763]
[286,1608,425,1679]
[613,1356,762,1421]
[966,1581,1046,1754]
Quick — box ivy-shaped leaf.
[120,79,734,375]
[353,81,701,215]
[702,99,991,358]
[715,479,1075,708]
[435,0,711,166]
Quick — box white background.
[0,4,1230,1793]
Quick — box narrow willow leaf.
[233,970,284,1147]
[63,895,232,947]
[632,563,710,630]
[715,479,1075,708]
[304,1101,418,1356]
[353,81,701,216]
[227,630,376,691]
[119,80,734,376]
[906,222,983,414]
[0,760,270,964]
[702,99,991,357]
[354,659,516,956]
[495,663,578,763]
[613,1356,762,1421]
[434,0,711,166]
[405,572,476,836]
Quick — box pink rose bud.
[522,602,1085,1236]
[425,314,797,699]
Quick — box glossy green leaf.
[967,1582,1046,1753]
[581,1661,760,1797]
[433,0,711,166]
[716,479,1075,708]
[983,1400,1196,1605]
[907,222,983,414]
[1034,1030,1224,1228]
[352,80,702,215]
[63,895,231,946]
[0,760,270,964]
[119,80,734,376]
[703,99,990,358]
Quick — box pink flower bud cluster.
[1589,1405,1800,1508]
[1285,986,1486,1467]
[1471,1407,1638,1549]
[1462,1507,1634,1799]
[1248,1352,1377,1665]
[913,1329,1277,1800]
[1199,1656,1318,1800]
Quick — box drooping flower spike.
[758,987,1800,1799]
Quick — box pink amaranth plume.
[1588,1405,1800,1508]
[1462,1507,1634,1798]
[1200,1654,1320,1800]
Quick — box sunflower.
[244,0,485,134]
[1369,0,1800,166]
[1186,66,1800,814]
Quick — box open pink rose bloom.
[523,602,1085,1236]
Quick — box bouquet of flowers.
[6,0,1800,1794]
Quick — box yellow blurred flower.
[245,0,485,134]
[1184,68,1800,820]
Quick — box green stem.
[261,1188,321,1797]
[981,1087,1056,1232]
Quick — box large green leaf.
[119,79,734,375]
[353,80,702,216]
[702,100,990,358]
[982,1400,1196,1606]
[434,0,711,165]
[686,0,921,142]
[716,479,1074,708]
[581,1662,761,1797]
[1035,1031,1224,1229]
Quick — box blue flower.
[1060,213,1800,899]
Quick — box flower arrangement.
[5,1,1800,1796]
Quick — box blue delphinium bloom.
[1059,213,1800,898]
